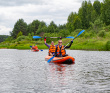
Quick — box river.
[0,49,110,93]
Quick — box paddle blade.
[33,36,41,39]
[40,49,43,51]
[47,56,55,63]
[77,30,85,37]
[66,36,74,39]
[30,46,32,47]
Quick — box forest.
[0,0,110,50]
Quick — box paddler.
[31,45,38,51]
[44,38,57,56]
[55,40,73,57]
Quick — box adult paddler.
[44,38,57,56]
[31,45,39,51]
[55,40,73,57]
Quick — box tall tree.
[31,20,40,35]
[66,12,77,32]
[101,0,110,25]
[11,19,27,38]
[80,1,89,29]
[73,16,82,30]
[87,0,93,23]
[93,0,101,16]
[47,21,58,33]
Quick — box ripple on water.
[0,49,110,93]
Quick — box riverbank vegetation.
[0,0,110,51]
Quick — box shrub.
[105,32,110,38]
[105,41,110,51]
[17,35,26,42]
[104,25,110,32]
[98,30,105,37]
[17,31,23,38]
[84,32,90,38]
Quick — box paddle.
[30,46,43,51]
[33,36,74,39]
[47,30,85,63]
[64,30,85,48]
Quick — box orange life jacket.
[57,45,66,56]
[33,46,38,50]
[49,45,56,53]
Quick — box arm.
[44,38,50,48]
[45,43,50,48]
[65,40,73,48]
[55,44,58,47]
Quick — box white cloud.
[0,25,12,35]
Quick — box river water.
[0,49,110,93]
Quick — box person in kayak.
[55,40,73,57]
[44,38,57,56]
[31,45,38,51]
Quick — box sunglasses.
[59,42,62,43]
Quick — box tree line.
[0,35,9,43]
[10,0,110,39]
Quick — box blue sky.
[0,0,103,35]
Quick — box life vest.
[49,45,56,53]
[32,46,38,50]
[57,45,66,56]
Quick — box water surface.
[0,49,110,93]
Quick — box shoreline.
[0,47,108,51]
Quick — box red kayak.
[45,55,75,64]
[31,49,39,52]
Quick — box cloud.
[0,25,11,35]
[0,0,48,6]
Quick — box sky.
[0,0,103,35]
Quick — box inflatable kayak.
[45,55,75,64]
[31,49,39,52]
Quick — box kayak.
[31,49,39,52]
[45,55,75,64]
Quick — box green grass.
[0,33,110,51]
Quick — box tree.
[11,19,27,38]
[79,1,89,29]
[17,31,23,38]
[36,21,47,35]
[58,24,66,30]
[91,10,97,23]
[93,0,101,16]
[36,26,47,35]
[66,12,77,32]
[0,35,9,43]
[30,20,40,35]
[59,29,70,37]
[101,0,110,25]
[47,21,58,33]
[73,16,82,30]
[91,18,103,33]
[87,0,93,23]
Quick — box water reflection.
[47,63,75,88]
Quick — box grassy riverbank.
[0,36,110,51]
